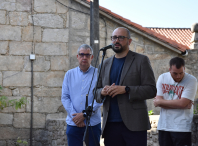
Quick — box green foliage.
[148,110,154,116]
[0,85,27,110]
[194,103,198,114]
[0,96,27,110]
[16,137,28,146]
[0,86,28,145]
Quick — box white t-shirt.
[157,72,197,132]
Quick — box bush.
[148,110,154,116]
[0,86,28,145]
[194,103,198,114]
[0,85,27,110]
[16,137,28,146]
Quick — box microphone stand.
[83,47,108,146]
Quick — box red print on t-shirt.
[162,84,184,99]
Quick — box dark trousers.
[66,123,101,146]
[158,130,191,146]
[103,122,147,146]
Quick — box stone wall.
[0,119,67,146]
[0,0,70,145]
[0,0,198,145]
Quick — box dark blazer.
[96,50,156,136]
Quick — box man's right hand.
[76,121,85,127]
[72,113,85,127]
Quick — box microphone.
[100,44,113,51]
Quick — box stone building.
[0,0,198,145]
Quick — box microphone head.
[100,44,113,51]
[106,44,113,49]
[111,43,114,48]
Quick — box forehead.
[170,65,185,72]
[79,48,91,53]
[112,28,127,36]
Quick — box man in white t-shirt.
[154,57,197,146]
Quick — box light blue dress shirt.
[61,66,102,126]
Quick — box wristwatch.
[83,113,86,118]
[125,86,130,93]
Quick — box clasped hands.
[101,83,126,98]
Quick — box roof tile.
[150,28,192,49]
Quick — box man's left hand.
[72,113,85,125]
[107,83,126,97]
[185,101,193,109]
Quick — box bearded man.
[95,27,156,146]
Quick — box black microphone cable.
[87,44,113,97]
[84,44,112,146]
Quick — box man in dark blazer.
[96,27,156,146]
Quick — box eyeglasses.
[111,36,129,41]
[78,53,92,58]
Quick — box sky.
[99,0,198,28]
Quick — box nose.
[176,74,181,78]
[115,37,120,42]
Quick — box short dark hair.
[169,57,185,69]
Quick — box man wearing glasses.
[96,27,156,146]
[61,44,102,146]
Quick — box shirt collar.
[78,65,92,73]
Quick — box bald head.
[113,27,131,38]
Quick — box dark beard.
[112,43,124,53]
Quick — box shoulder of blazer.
[128,50,148,60]
[103,55,114,65]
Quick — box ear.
[169,68,171,72]
[91,55,94,60]
[128,38,132,45]
[77,54,78,58]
